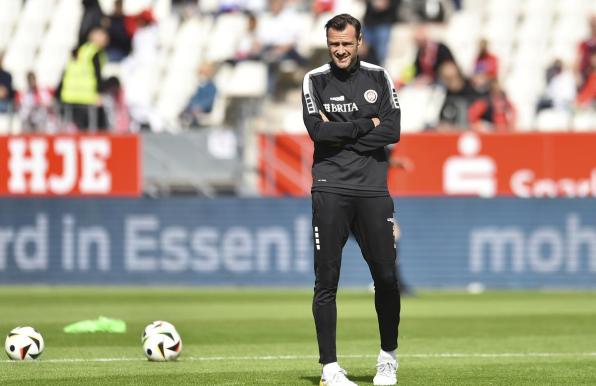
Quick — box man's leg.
[312,192,353,364]
[351,196,400,353]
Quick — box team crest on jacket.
[364,89,378,103]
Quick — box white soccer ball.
[141,320,178,341]
[5,326,44,361]
[142,321,182,361]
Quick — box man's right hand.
[372,117,380,127]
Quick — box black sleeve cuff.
[354,118,375,135]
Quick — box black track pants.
[311,191,401,364]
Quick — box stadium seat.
[481,14,517,45]
[520,0,556,17]
[308,12,334,49]
[388,24,416,65]
[334,0,365,19]
[157,14,179,50]
[398,85,443,132]
[486,0,520,18]
[517,14,553,44]
[0,0,22,24]
[551,15,590,46]
[535,109,572,132]
[169,16,211,71]
[35,48,69,89]
[572,110,596,132]
[205,13,247,62]
[0,0,22,51]
[153,0,172,21]
[20,0,55,25]
[222,61,267,98]
[199,0,219,14]
[554,0,591,18]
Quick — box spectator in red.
[312,0,334,15]
[468,79,516,132]
[413,25,455,84]
[577,14,596,87]
[474,39,498,78]
[576,52,596,107]
[471,38,498,94]
[102,76,130,132]
[17,71,54,131]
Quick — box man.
[302,14,401,386]
[0,52,15,114]
[413,25,454,84]
[57,27,109,130]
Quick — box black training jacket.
[302,59,401,196]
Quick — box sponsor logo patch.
[364,89,378,103]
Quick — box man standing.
[302,14,401,386]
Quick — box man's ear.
[357,34,363,47]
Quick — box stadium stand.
[0,0,594,135]
[0,0,596,132]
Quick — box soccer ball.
[142,321,182,361]
[5,326,44,360]
[141,320,178,341]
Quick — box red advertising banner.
[0,134,141,196]
[258,132,596,197]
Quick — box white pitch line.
[2,352,596,364]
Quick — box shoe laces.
[329,368,351,384]
[376,360,396,377]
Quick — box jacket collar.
[330,57,360,80]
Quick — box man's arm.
[302,73,375,143]
[347,70,401,153]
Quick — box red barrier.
[0,134,141,196]
[259,132,596,197]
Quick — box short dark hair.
[324,14,361,38]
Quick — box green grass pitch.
[0,287,595,385]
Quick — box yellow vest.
[60,43,105,105]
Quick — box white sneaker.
[373,358,398,385]
[320,368,358,386]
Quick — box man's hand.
[372,117,380,127]
[319,111,329,122]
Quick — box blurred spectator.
[411,0,452,22]
[468,79,516,132]
[536,59,577,113]
[17,72,54,132]
[577,14,596,87]
[257,0,306,95]
[79,0,106,47]
[471,38,498,94]
[105,0,132,62]
[102,76,130,132]
[231,12,262,62]
[362,0,401,66]
[436,61,480,130]
[121,9,160,130]
[413,25,454,84]
[179,62,218,128]
[57,28,109,131]
[312,0,334,16]
[0,52,15,114]
[576,52,596,108]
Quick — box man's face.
[327,25,361,70]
